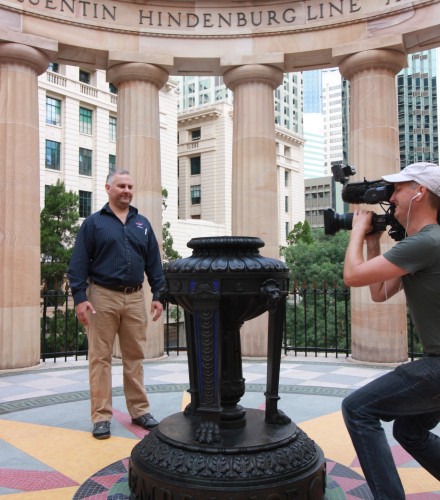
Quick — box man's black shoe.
[92,421,111,439]
[132,413,159,429]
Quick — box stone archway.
[1,0,440,368]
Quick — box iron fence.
[40,285,423,361]
[284,282,351,358]
[40,287,88,362]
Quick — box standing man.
[68,169,165,439]
[342,162,440,499]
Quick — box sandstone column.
[224,64,284,357]
[0,43,49,369]
[107,62,169,359]
[339,49,408,363]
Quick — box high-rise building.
[322,69,344,172]
[302,70,322,114]
[177,74,302,135]
[398,49,438,167]
[274,72,303,134]
[177,76,233,111]
[303,68,344,179]
[302,113,325,179]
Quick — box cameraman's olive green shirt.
[384,224,440,355]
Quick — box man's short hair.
[106,169,130,185]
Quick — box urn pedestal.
[129,237,326,499]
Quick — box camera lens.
[323,209,353,235]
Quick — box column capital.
[107,62,169,89]
[339,49,407,80]
[0,42,49,75]
[223,64,284,91]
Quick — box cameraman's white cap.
[382,162,440,197]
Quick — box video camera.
[323,163,406,241]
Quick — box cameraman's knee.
[342,393,361,424]
[393,416,419,447]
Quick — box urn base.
[129,408,326,499]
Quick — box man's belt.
[92,281,143,294]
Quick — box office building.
[398,49,439,166]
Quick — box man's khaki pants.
[87,282,150,423]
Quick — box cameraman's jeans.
[342,356,440,500]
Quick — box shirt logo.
[135,221,144,229]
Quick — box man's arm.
[67,219,96,324]
[343,211,407,302]
[150,301,163,321]
[75,301,96,327]
[144,222,165,301]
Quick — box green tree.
[40,180,80,290]
[162,188,181,263]
[285,220,313,246]
[282,229,349,286]
[282,228,350,351]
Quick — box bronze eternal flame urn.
[129,236,326,499]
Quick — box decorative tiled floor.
[0,356,439,498]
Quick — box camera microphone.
[342,182,394,204]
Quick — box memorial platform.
[0,354,438,499]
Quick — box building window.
[190,156,201,175]
[79,147,92,176]
[79,70,90,84]
[285,196,289,213]
[79,190,92,218]
[109,154,116,173]
[285,222,290,238]
[79,107,93,135]
[48,62,59,73]
[109,116,117,141]
[191,185,201,205]
[109,83,118,94]
[185,96,195,107]
[284,170,289,187]
[191,128,201,141]
[46,97,61,126]
[45,140,61,170]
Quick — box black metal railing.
[284,282,351,358]
[40,285,422,361]
[40,286,88,362]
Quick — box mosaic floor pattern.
[1,360,439,498]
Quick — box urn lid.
[165,236,288,274]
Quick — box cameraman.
[342,162,440,499]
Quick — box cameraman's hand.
[352,210,374,236]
